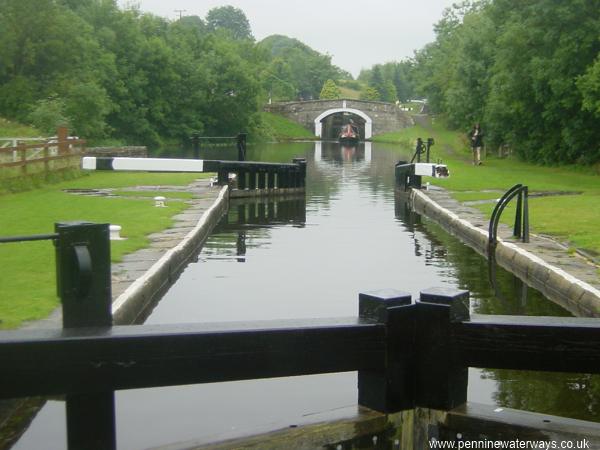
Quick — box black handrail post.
[488,184,523,255]
[279,169,289,189]
[267,171,276,190]
[292,158,307,188]
[237,170,247,190]
[55,222,116,450]
[426,138,434,163]
[416,287,469,410]
[236,133,247,161]
[358,289,414,412]
[257,170,266,190]
[191,132,201,159]
[412,138,424,163]
[523,186,530,243]
[514,190,523,238]
[248,170,257,190]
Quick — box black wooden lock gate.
[2,223,600,449]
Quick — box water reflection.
[206,198,307,264]
[313,141,372,164]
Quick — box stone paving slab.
[149,239,187,249]
[112,259,157,272]
[121,249,167,262]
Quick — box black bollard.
[55,222,116,450]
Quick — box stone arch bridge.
[264,99,413,140]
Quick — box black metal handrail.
[190,132,247,160]
[410,137,434,164]
[0,233,58,244]
[487,184,530,295]
[488,184,530,255]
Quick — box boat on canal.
[338,123,360,144]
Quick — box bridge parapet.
[265,99,413,139]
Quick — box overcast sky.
[118,0,456,77]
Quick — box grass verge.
[0,117,42,137]
[259,112,314,141]
[0,171,209,329]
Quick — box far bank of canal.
[13,141,600,450]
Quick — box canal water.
[13,142,599,449]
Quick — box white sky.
[118,0,456,77]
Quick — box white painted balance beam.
[82,156,205,172]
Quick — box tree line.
[2,1,598,164]
[410,0,600,165]
[0,1,349,147]
[357,61,415,103]
[353,0,600,165]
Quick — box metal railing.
[487,184,530,294]
[190,132,247,160]
[410,137,434,163]
[488,184,530,254]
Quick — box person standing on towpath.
[469,123,484,165]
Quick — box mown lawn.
[374,117,600,255]
[0,171,208,329]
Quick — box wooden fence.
[0,128,84,178]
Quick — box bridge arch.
[264,99,413,138]
[314,108,373,139]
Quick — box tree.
[381,80,397,102]
[360,86,380,101]
[262,58,296,101]
[392,61,415,102]
[319,79,341,99]
[369,66,385,100]
[206,6,253,40]
[27,96,71,133]
[0,0,115,137]
[484,0,600,163]
[258,35,350,100]
[578,56,600,117]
